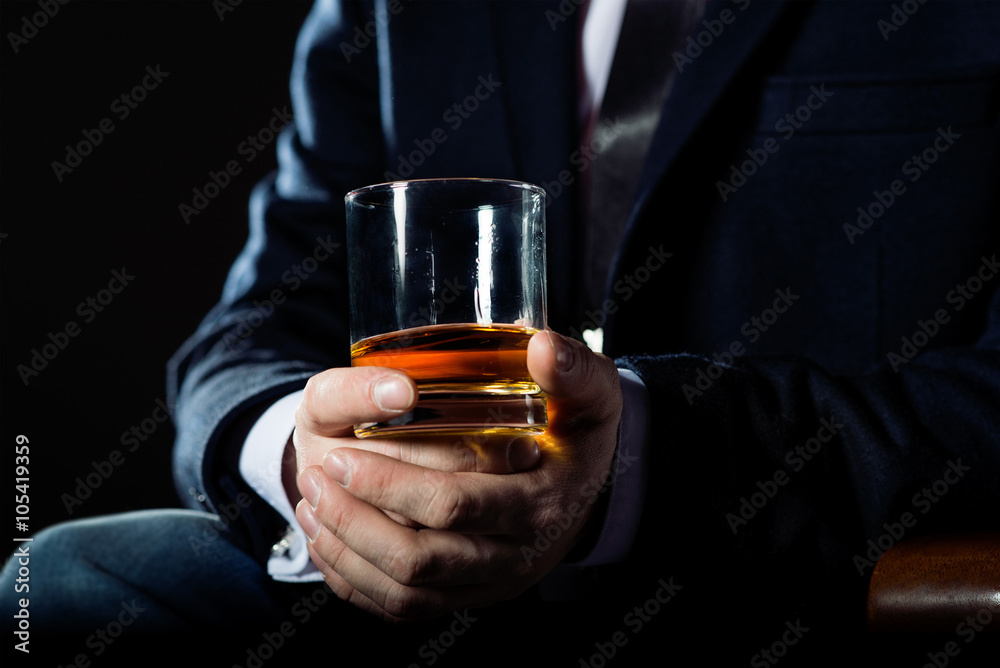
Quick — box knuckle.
[593,361,623,420]
[525,490,574,535]
[385,541,429,586]
[296,376,324,430]
[440,437,479,473]
[320,492,350,535]
[301,373,323,406]
[428,482,473,530]
[365,474,392,509]
[564,355,622,430]
[366,457,410,509]
[381,585,423,620]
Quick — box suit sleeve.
[613,294,1000,602]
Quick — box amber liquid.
[350,323,547,437]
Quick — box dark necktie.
[584,0,705,313]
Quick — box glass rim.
[344,177,547,206]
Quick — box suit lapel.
[627,0,795,238]
[486,1,796,331]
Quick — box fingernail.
[507,436,540,472]
[296,499,322,543]
[372,376,414,412]
[546,330,573,371]
[324,451,352,487]
[299,469,323,508]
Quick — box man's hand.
[295,330,623,621]
[288,364,543,527]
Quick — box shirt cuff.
[567,367,649,566]
[238,389,322,583]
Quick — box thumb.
[527,329,622,426]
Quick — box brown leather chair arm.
[867,532,1000,634]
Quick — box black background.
[2,0,314,538]
[4,4,1000,668]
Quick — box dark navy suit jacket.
[168,0,1000,658]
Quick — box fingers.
[293,366,540,475]
[333,433,540,475]
[321,448,550,535]
[300,519,432,622]
[306,544,398,621]
[298,473,498,584]
[291,367,542,532]
[306,535,515,621]
[296,470,529,615]
[527,330,623,429]
[295,366,417,437]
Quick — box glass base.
[353,393,547,439]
